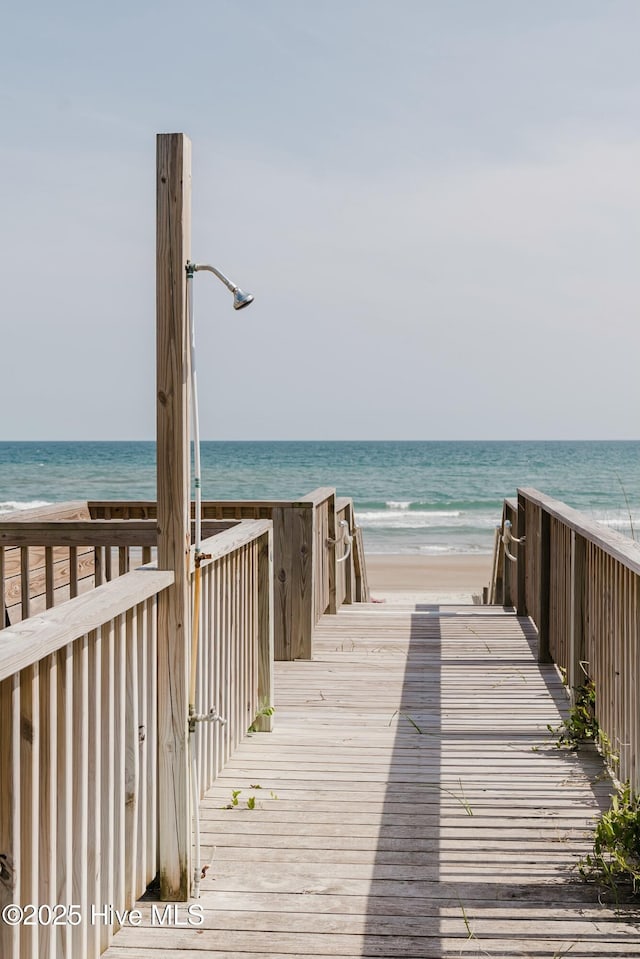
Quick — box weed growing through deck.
[546,669,640,901]
[442,778,474,817]
[248,705,275,733]
[547,675,618,765]
[416,779,475,816]
[552,945,576,958]
[388,709,426,734]
[578,782,640,898]
[458,899,477,940]
[223,784,278,810]
[547,678,598,749]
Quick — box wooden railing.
[88,487,370,659]
[191,521,273,798]
[0,518,273,958]
[0,566,173,958]
[496,487,640,791]
[0,514,236,628]
[1,487,370,660]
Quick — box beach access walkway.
[103,600,640,959]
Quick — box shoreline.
[365,553,492,605]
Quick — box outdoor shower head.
[187,261,254,311]
[233,288,254,310]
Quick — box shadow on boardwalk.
[103,603,640,958]
[361,605,639,958]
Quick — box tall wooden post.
[156,133,191,901]
[538,509,552,664]
[516,491,527,618]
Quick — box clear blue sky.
[1,1,638,440]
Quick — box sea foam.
[0,500,52,515]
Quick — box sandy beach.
[366,553,492,605]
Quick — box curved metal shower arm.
[187,261,238,293]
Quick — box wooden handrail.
[0,519,235,547]
[193,519,272,569]
[518,487,640,574]
[2,491,370,659]
[509,487,640,791]
[0,566,173,681]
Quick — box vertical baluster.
[147,597,158,879]
[136,601,148,894]
[1,546,7,629]
[256,529,275,733]
[113,615,126,921]
[124,607,139,908]
[39,655,57,959]
[20,547,30,622]
[213,560,222,778]
[69,546,78,599]
[236,549,244,740]
[0,673,20,959]
[56,644,73,959]
[198,564,208,794]
[71,636,89,959]
[223,557,231,765]
[18,663,39,959]
[44,547,54,609]
[100,620,115,953]
[87,629,102,959]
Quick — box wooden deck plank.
[103,605,640,957]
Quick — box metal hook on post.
[502,520,525,563]
[336,519,353,564]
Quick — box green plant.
[578,782,640,897]
[459,900,476,940]
[547,677,618,765]
[248,705,275,733]
[223,785,278,810]
[222,789,243,809]
[442,778,474,817]
[388,709,426,734]
[547,679,598,750]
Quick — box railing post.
[516,491,527,617]
[254,529,274,731]
[327,492,337,615]
[156,132,191,901]
[538,508,552,664]
[344,501,354,605]
[292,505,314,658]
[501,501,517,607]
[568,531,586,699]
[271,505,314,661]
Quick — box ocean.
[1,440,639,555]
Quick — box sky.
[1,0,639,441]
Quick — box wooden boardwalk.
[104,603,640,958]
